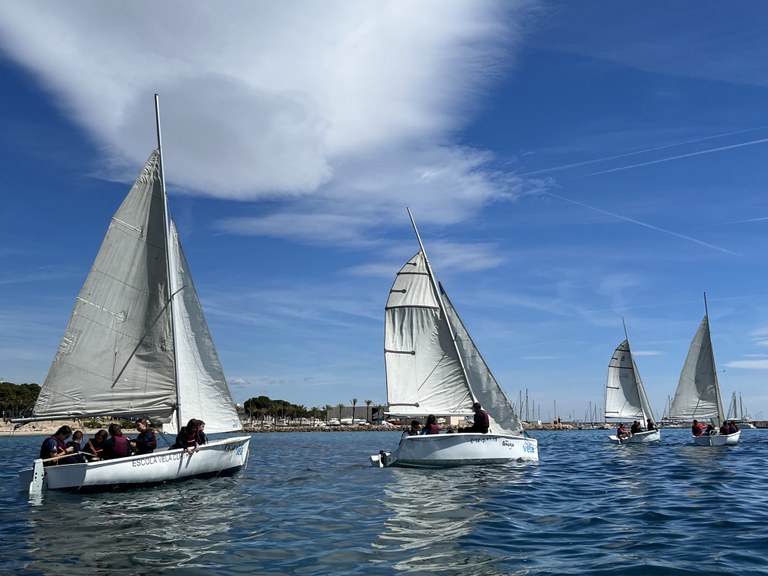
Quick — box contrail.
[544,192,741,256]
[521,126,768,177]
[580,137,768,178]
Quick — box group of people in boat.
[616,418,656,439]
[39,419,157,465]
[691,419,739,436]
[39,417,207,465]
[401,402,491,439]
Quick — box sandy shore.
[1,420,105,437]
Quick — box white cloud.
[0,0,536,236]
[725,360,768,370]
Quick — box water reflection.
[24,476,243,574]
[372,465,535,575]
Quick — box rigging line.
[110,286,185,389]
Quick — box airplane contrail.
[520,126,768,177]
[580,137,768,178]
[544,192,741,256]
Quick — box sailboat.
[17,95,250,495]
[669,294,740,446]
[370,209,538,467]
[604,323,660,444]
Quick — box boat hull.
[370,433,538,468]
[608,429,660,444]
[693,431,740,446]
[19,436,250,493]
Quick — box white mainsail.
[32,151,177,422]
[384,252,474,417]
[28,150,241,433]
[604,339,655,425]
[669,314,725,426]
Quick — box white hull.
[608,429,660,444]
[20,436,250,493]
[370,433,538,468]
[693,431,740,446]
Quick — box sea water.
[2,428,767,575]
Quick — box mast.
[154,94,182,431]
[704,292,726,425]
[407,207,475,405]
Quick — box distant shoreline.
[2,420,588,438]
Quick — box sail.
[167,219,242,433]
[441,285,522,434]
[604,339,644,420]
[384,252,474,416]
[669,315,724,424]
[31,151,177,422]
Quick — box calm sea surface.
[2,429,767,575]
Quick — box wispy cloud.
[521,126,768,177]
[543,192,740,256]
[0,0,535,243]
[725,359,768,370]
[579,137,768,178]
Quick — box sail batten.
[384,251,524,433]
[28,149,241,433]
[604,339,655,423]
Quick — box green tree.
[365,399,372,423]
[351,398,358,424]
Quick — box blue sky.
[2,1,768,422]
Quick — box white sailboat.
[669,295,740,446]
[370,209,538,467]
[17,95,250,495]
[604,325,660,444]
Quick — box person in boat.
[461,402,490,433]
[691,419,706,436]
[630,421,641,434]
[131,418,157,454]
[616,423,631,440]
[82,429,108,461]
[704,424,716,435]
[64,430,87,463]
[646,419,656,431]
[727,421,739,434]
[420,414,440,435]
[102,423,133,459]
[39,425,75,466]
[401,420,421,439]
[719,421,729,435]
[196,420,207,445]
[173,418,202,453]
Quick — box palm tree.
[365,399,373,423]
[337,403,345,420]
[351,398,358,424]
[324,404,333,424]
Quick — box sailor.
[39,425,74,465]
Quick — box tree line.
[243,395,380,424]
[0,381,41,420]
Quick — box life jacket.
[39,435,67,460]
[105,435,131,459]
[477,409,490,432]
